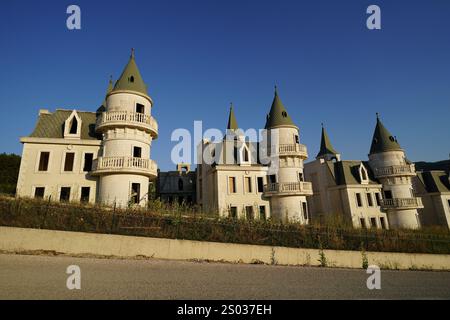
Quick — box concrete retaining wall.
[1,226,449,270]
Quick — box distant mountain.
[415,160,450,173]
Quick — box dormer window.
[359,164,369,184]
[239,144,250,165]
[64,110,82,139]
[69,117,78,134]
[129,76,135,83]
[282,111,288,117]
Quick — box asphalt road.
[0,253,449,299]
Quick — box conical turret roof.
[369,114,402,154]
[227,103,238,131]
[112,49,148,96]
[264,87,296,129]
[317,124,339,158]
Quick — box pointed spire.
[317,124,339,158]
[369,114,402,154]
[264,86,296,129]
[227,102,238,131]
[112,49,148,96]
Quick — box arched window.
[178,178,184,191]
[69,117,78,134]
[243,147,249,162]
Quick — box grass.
[1,195,450,254]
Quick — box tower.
[368,114,422,229]
[262,87,312,223]
[316,124,341,162]
[93,50,158,207]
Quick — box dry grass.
[0,195,449,254]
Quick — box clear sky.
[0,0,449,171]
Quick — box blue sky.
[0,0,449,170]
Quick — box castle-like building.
[16,52,450,230]
[16,50,158,208]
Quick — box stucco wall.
[16,141,100,203]
[1,226,449,270]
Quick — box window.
[131,183,140,204]
[302,202,308,220]
[356,193,363,207]
[83,153,93,172]
[375,193,381,206]
[298,172,304,182]
[60,187,71,202]
[448,199,450,209]
[178,178,184,191]
[34,187,45,199]
[136,103,144,114]
[384,190,393,199]
[129,76,135,83]
[360,218,367,229]
[380,217,387,230]
[69,117,78,134]
[80,187,90,203]
[257,177,264,193]
[229,177,236,193]
[294,135,299,144]
[243,147,249,162]
[366,193,373,207]
[230,206,237,219]
[361,168,368,181]
[64,153,75,172]
[259,206,266,220]
[133,146,142,158]
[268,174,276,184]
[38,152,50,171]
[245,206,254,220]
[370,217,377,228]
[245,177,252,193]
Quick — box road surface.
[0,253,449,299]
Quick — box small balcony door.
[136,103,145,114]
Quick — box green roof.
[317,125,339,158]
[369,115,402,154]
[326,160,378,185]
[227,103,238,130]
[29,109,99,140]
[417,171,450,193]
[112,49,148,96]
[264,87,296,129]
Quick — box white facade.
[16,52,158,208]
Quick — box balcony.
[96,111,158,137]
[380,197,423,210]
[277,143,308,159]
[374,164,415,178]
[91,156,158,178]
[263,181,313,197]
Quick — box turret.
[368,114,422,229]
[316,124,341,162]
[92,49,158,207]
[262,87,312,223]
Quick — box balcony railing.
[91,156,158,178]
[374,164,415,178]
[277,143,308,158]
[96,111,158,137]
[263,181,313,196]
[380,197,423,210]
